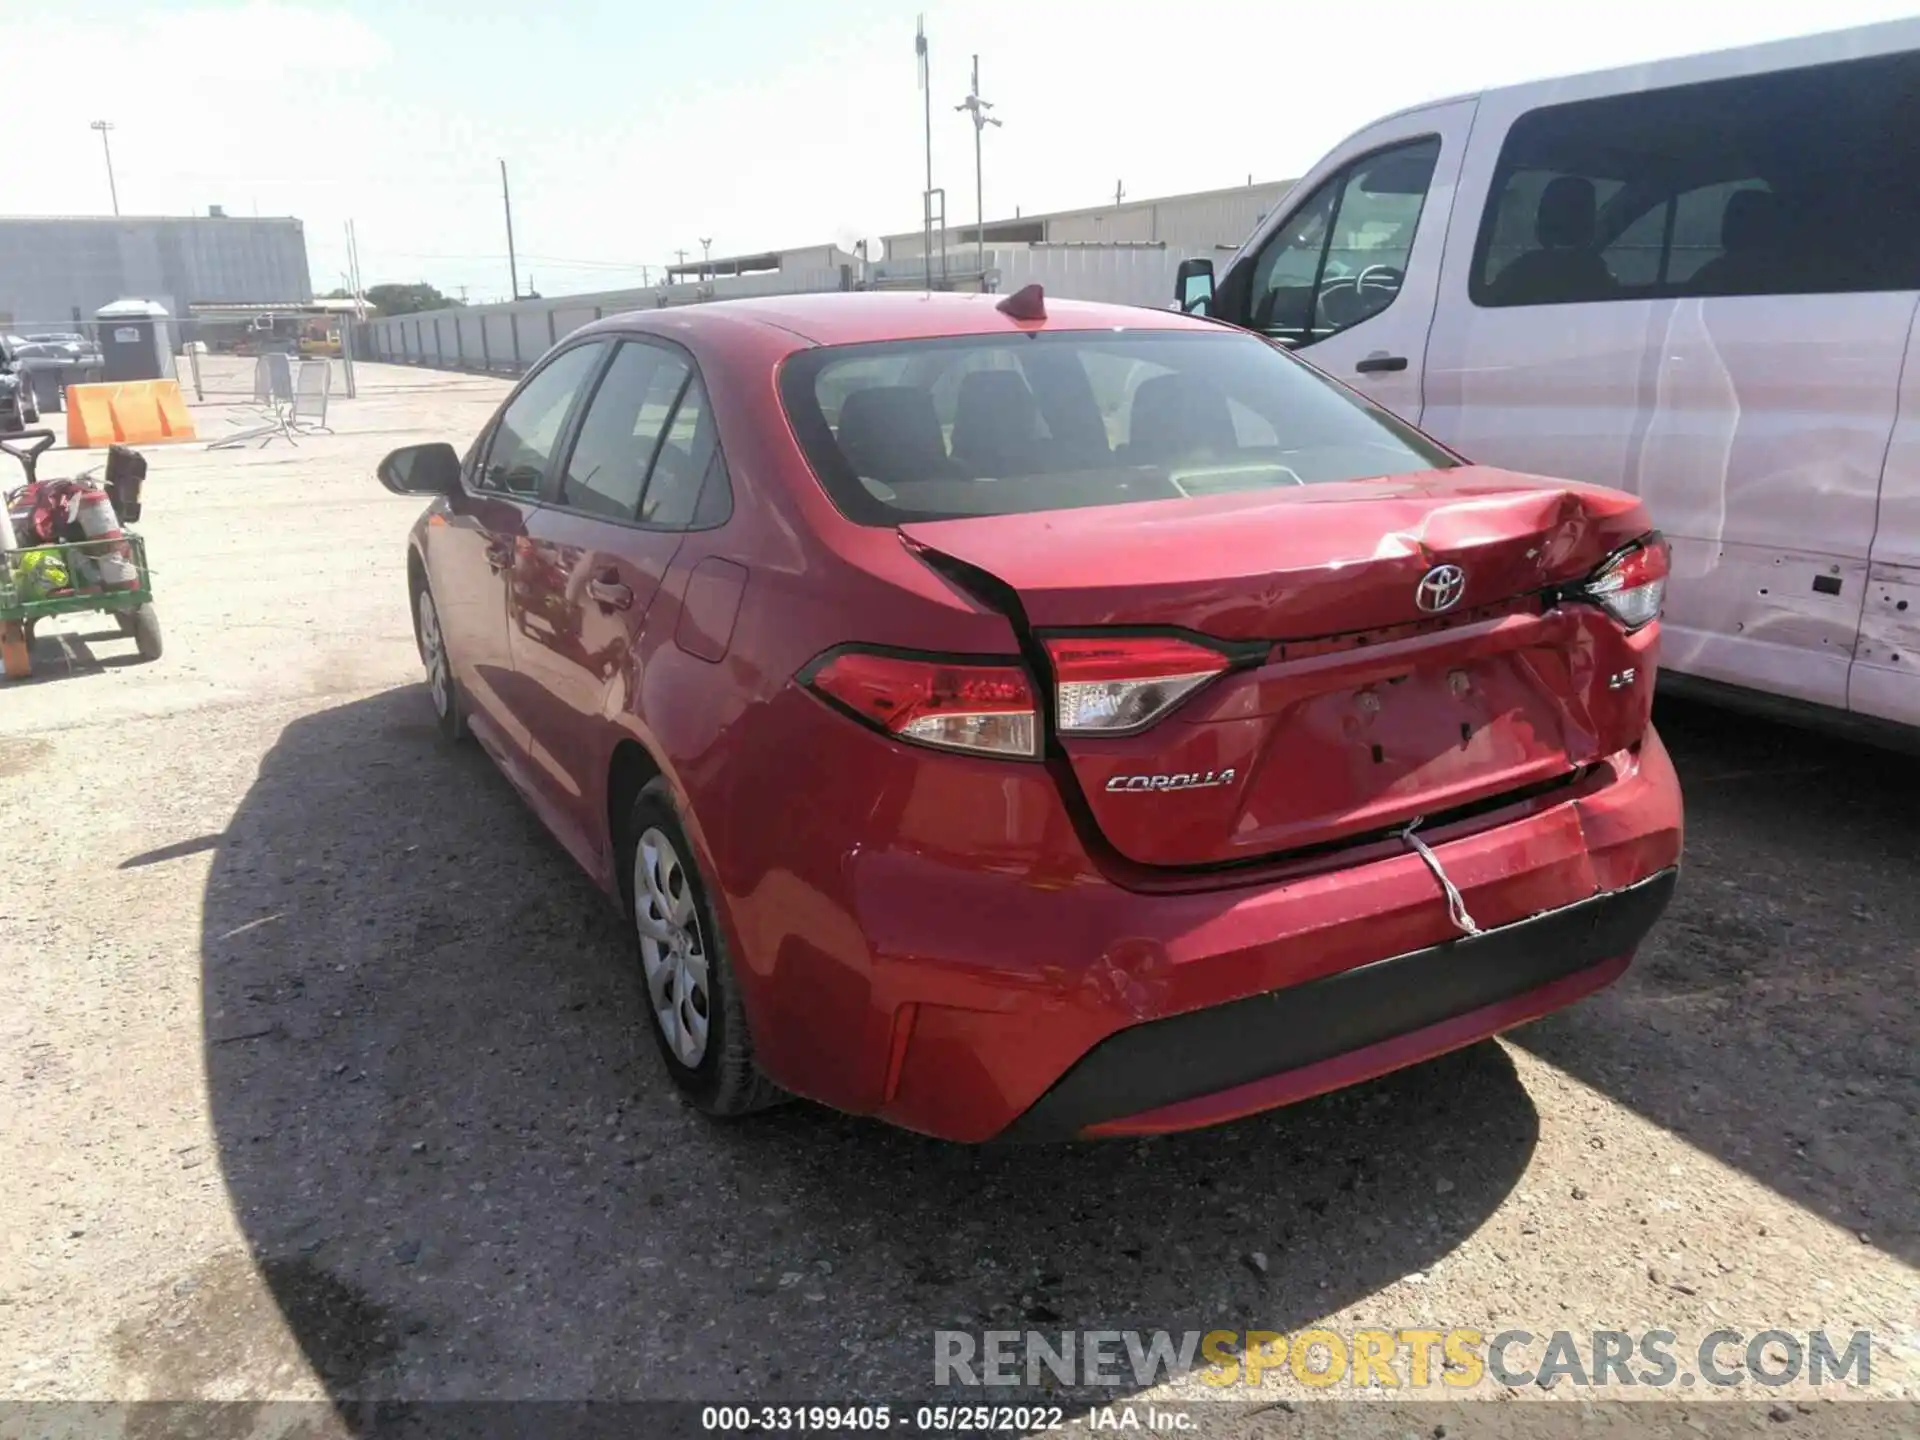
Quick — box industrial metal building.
[879,178,1294,262]
[0,214,311,330]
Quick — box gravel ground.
[0,361,1914,1436]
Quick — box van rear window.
[777,329,1456,526]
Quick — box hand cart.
[0,430,161,681]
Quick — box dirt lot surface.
[0,361,1914,1435]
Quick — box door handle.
[1355,353,1409,374]
[587,571,633,612]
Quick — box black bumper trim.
[999,866,1678,1141]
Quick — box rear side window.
[779,329,1456,526]
[558,342,690,520]
[552,339,731,530]
[1472,49,1920,307]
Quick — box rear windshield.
[778,328,1457,525]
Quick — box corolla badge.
[1415,563,1467,614]
[1106,769,1237,793]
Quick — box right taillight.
[1576,533,1670,631]
[804,648,1038,758]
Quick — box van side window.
[1246,137,1440,348]
[1472,49,1920,307]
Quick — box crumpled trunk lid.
[901,468,1656,866]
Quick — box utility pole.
[349,220,366,315]
[458,285,469,304]
[499,159,519,301]
[1115,180,1125,208]
[90,121,119,216]
[917,15,932,292]
[955,54,1000,276]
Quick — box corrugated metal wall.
[0,218,311,326]
[360,251,1224,373]
[1044,186,1288,249]
[361,270,852,372]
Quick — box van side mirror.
[378,442,462,497]
[1174,258,1215,315]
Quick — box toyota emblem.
[1415,564,1466,614]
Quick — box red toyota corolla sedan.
[378,289,1681,1143]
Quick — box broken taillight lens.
[1044,634,1232,735]
[806,649,1038,757]
[1578,533,1670,631]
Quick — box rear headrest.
[1721,188,1781,253]
[950,369,1041,468]
[1127,373,1236,465]
[835,386,947,484]
[1536,175,1598,249]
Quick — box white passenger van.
[1175,18,1920,739]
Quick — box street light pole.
[956,55,1000,278]
[699,237,713,281]
[90,121,119,216]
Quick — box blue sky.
[14,0,1920,303]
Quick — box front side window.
[1246,137,1440,348]
[779,329,1457,527]
[1473,49,1920,308]
[476,343,604,497]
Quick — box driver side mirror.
[1174,258,1215,315]
[378,442,462,497]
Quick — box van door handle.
[587,572,633,612]
[1355,353,1409,374]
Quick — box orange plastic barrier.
[64,380,198,448]
[66,385,116,449]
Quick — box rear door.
[1207,100,1476,422]
[429,341,605,759]
[510,339,724,868]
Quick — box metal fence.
[356,245,1228,378]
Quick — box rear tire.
[129,605,162,661]
[414,581,467,742]
[622,778,783,1118]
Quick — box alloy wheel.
[633,826,711,1067]
[417,588,450,719]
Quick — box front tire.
[623,779,782,1117]
[414,581,467,742]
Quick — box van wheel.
[622,778,783,1118]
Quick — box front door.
[448,341,607,761]
[1207,100,1476,423]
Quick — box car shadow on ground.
[193,685,1540,1408]
[1511,697,1919,1269]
